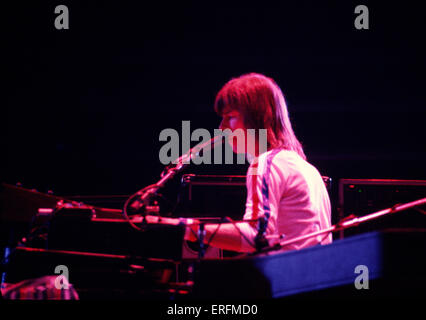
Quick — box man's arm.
[184,220,258,253]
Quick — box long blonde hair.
[214,73,306,160]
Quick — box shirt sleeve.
[195,150,286,253]
[244,150,286,239]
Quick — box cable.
[226,216,258,251]
[204,220,224,249]
[317,230,333,244]
[189,216,258,253]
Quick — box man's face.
[219,110,248,154]
[219,110,245,132]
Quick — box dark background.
[2,1,425,212]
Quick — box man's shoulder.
[263,149,302,166]
[248,149,298,177]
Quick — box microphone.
[173,134,224,165]
[161,135,224,177]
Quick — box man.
[185,73,332,253]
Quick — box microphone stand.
[124,136,223,232]
[131,136,223,212]
[261,197,426,253]
[133,158,189,211]
[197,223,207,259]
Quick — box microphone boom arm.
[129,135,223,213]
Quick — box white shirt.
[241,149,332,252]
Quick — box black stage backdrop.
[2,1,425,207]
